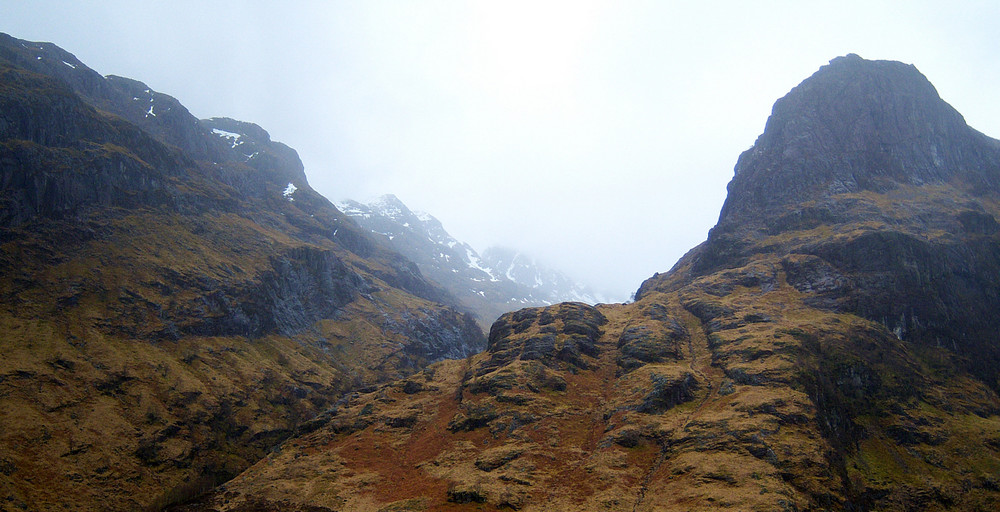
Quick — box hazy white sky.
[5,1,999,299]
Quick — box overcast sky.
[5,1,999,299]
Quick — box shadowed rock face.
[0,33,484,511]
[183,56,1000,512]
[717,54,1000,226]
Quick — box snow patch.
[465,247,500,281]
[283,182,297,201]
[62,60,76,69]
[211,128,242,148]
[505,262,517,282]
[145,105,156,118]
[335,201,367,217]
[368,196,409,221]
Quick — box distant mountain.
[0,33,483,512]
[188,55,1000,511]
[336,195,609,326]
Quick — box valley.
[1,34,999,512]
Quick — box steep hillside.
[0,34,483,512]
[184,56,1000,511]
[337,195,607,327]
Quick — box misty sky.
[5,1,999,299]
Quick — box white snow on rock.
[334,201,369,218]
[283,182,297,201]
[370,195,404,221]
[62,60,76,69]
[211,128,243,148]
[465,247,500,281]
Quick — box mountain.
[336,195,608,327]
[0,33,484,511]
[183,55,1000,511]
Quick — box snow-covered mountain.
[336,195,610,326]
[478,247,605,304]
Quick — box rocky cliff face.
[643,54,1000,387]
[186,56,1000,511]
[0,34,483,512]
[337,195,608,327]
[716,54,1000,225]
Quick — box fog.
[5,1,999,299]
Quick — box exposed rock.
[483,302,606,373]
[718,54,1000,227]
[635,370,700,413]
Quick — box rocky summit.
[180,55,1000,511]
[0,33,483,512]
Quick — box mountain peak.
[337,195,612,326]
[369,194,412,220]
[717,54,1000,227]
